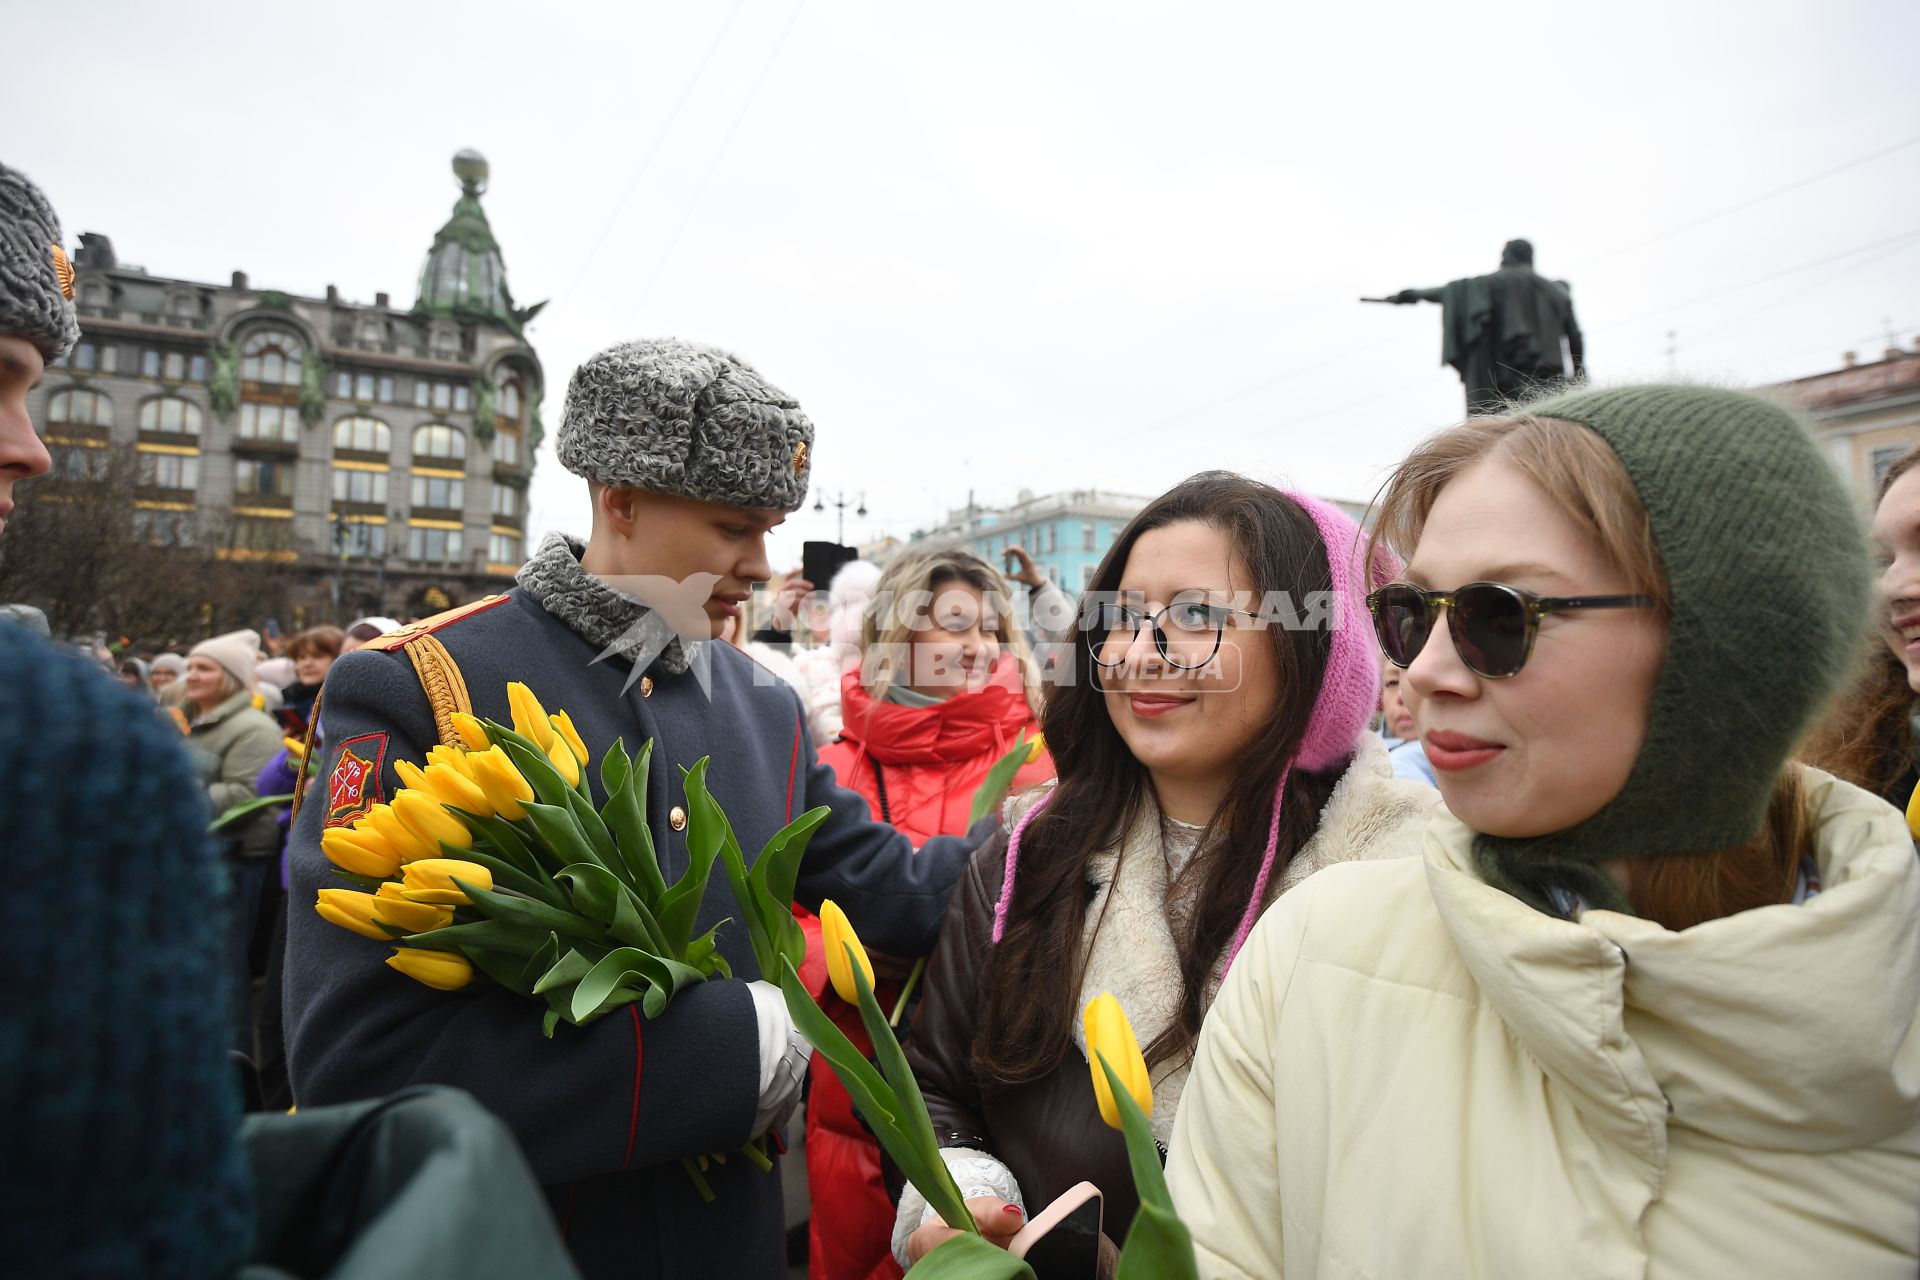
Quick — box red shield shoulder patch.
[324,733,389,828]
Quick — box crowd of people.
[6,154,1920,1280]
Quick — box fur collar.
[1065,733,1436,1144]
[516,532,691,676]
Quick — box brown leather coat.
[905,832,1148,1240]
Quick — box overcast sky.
[8,1,1918,568]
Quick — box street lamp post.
[812,489,867,544]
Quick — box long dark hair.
[973,472,1339,1087]
[1802,447,1920,805]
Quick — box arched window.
[48,388,113,427]
[499,377,523,422]
[333,415,391,455]
[240,329,305,387]
[138,396,203,436]
[412,423,466,461]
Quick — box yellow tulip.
[820,900,876,1005]
[1084,992,1152,1130]
[386,946,473,990]
[359,802,438,863]
[508,681,556,751]
[392,789,474,854]
[1025,732,1046,765]
[427,744,477,779]
[396,757,491,817]
[468,745,534,820]
[401,857,494,905]
[283,735,308,758]
[1907,781,1920,841]
[373,882,455,932]
[547,735,581,787]
[449,710,492,752]
[315,888,391,939]
[550,710,589,766]
[320,826,402,879]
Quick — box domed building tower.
[414,150,541,338]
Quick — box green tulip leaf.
[656,759,725,953]
[571,946,705,1022]
[466,945,540,997]
[498,736,576,812]
[1095,1051,1199,1280]
[448,808,545,880]
[555,862,670,953]
[455,878,603,943]
[967,731,1032,827]
[209,791,293,832]
[912,1233,1037,1280]
[402,917,552,958]
[603,739,668,905]
[513,932,562,993]
[519,800,609,876]
[848,942,946,1187]
[599,736,632,803]
[779,959,975,1233]
[683,920,733,980]
[532,946,596,996]
[563,783,620,867]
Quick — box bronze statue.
[1366,239,1585,414]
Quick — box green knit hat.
[1473,383,1871,917]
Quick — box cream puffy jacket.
[1167,767,1920,1279]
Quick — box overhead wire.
[624,0,811,327]
[551,0,751,311]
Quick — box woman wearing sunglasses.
[1167,386,1920,1278]
[893,472,1434,1269]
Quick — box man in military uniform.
[283,339,993,1279]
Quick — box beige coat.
[1167,766,1920,1279]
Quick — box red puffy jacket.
[804,661,1052,1280]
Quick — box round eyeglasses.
[1084,598,1258,671]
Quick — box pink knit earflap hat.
[990,490,1396,960]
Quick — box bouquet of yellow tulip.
[782,908,1198,1279]
[313,680,831,1038]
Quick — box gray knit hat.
[557,338,814,511]
[0,163,79,363]
[1473,384,1870,917]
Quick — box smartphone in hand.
[1008,1182,1102,1280]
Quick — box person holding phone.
[1168,387,1920,1277]
[895,474,1434,1268]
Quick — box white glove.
[748,979,812,1137]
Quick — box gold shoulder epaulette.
[359,594,510,652]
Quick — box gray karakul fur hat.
[557,337,815,512]
[0,163,80,362]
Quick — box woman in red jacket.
[806,548,1052,1280]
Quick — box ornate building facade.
[29,150,543,622]
[1774,337,1920,498]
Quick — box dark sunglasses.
[1365,581,1653,679]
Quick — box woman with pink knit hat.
[892,472,1436,1268]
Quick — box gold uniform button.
[641,676,655,697]
[669,806,687,832]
